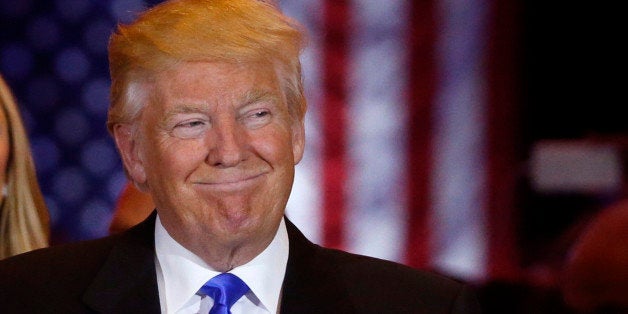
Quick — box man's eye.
[179,120,206,128]
[253,110,269,118]
[242,109,272,129]
[171,120,208,139]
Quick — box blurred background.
[1,0,626,312]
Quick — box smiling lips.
[193,172,267,191]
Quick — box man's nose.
[206,120,246,167]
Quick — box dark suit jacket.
[0,212,481,313]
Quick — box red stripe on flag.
[404,0,437,269]
[485,0,522,280]
[321,0,351,249]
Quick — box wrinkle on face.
[125,60,303,270]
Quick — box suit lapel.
[81,214,356,313]
[280,218,357,314]
[82,211,161,313]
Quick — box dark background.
[519,1,626,266]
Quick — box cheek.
[253,128,296,165]
[145,138,207,179]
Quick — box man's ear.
[292,120,305,165]
[113,124,147,187]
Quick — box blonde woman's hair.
[0,74,50,259]
[106,0,307,134]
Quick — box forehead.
[151,61,281,102]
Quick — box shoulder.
[0,234,122,311]
[0,212,156,286]
[318,246,481,313]
[0,211,158,312]
[285,219,481,314]
[286,218,466,295]
[321,245,465,292]
[0,235,120,285]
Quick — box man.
[0,0,481,313]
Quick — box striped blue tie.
[199,273,250,314]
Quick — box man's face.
[117,61,304,254]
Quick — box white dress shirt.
[154,215,289,314]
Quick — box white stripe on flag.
[431,0,489,281]
[283,0,324,244]
[346,0,410,262]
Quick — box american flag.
[0,0,524,285]
[280,0,520,283]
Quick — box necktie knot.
[199,273,250,314]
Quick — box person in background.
[0,73,49,259]
[109,182,154,234]
[0,1,480,313]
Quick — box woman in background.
[0,74,49,259]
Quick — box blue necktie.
[198,273,250,314]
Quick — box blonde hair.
[0,74,50,259]
[106,0,307,133]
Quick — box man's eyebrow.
[159,104,207,127]
[240,89,280,106]
[164,104,207,116]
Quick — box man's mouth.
[193,172,267,191]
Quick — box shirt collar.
[155,215,289,313]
